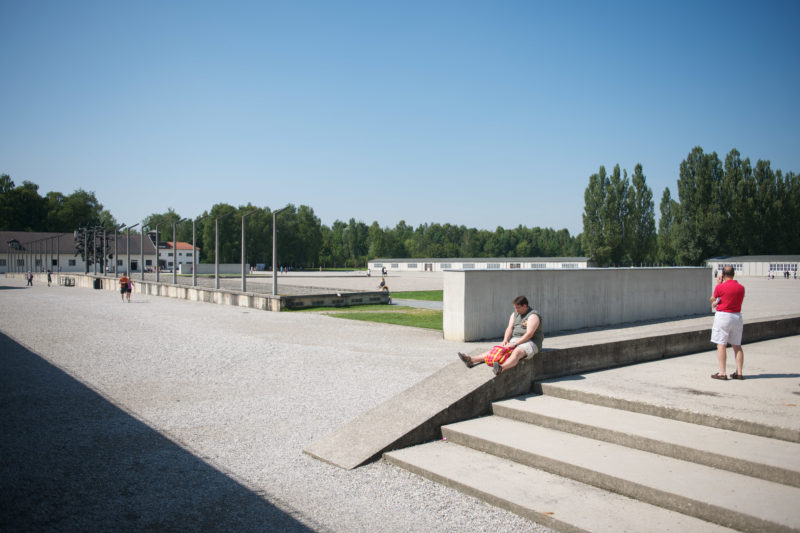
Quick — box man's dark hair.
[513,295,528,306]
[723,266,735,278]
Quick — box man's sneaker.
[457,352,473,368]
[493,362,502,376]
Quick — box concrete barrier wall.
[6,272,385,312]
[443,267,711,341]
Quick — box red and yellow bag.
[485,345,514,366]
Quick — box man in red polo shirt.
[710,266,746,380]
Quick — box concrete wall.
[7,272,384,312]
[443,267,711,341]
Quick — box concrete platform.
[305,318,800,469]
[537,334,800,442]
[385,334,800,532]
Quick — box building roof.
[166,241,196,251]
[1,231,75,253]
[370,256,592,263]
[707,255,800,262]
[0,230,157,255]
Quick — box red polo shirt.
[713,280,745,313]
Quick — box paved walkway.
[0,275,540,533]
[1,273,798,532]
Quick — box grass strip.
[286,304,415,312]
[389,290,443,301]
[330,309,443,330]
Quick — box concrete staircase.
[384,384,800,532]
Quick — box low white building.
[367,257,594,272]
[159,241,199,271]
[705,255,800,277]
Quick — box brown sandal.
[729,372,744,380]
[711,373,728,380]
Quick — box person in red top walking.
[710,266,746,380]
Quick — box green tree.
[657,188,678,264]
[626,164,656,264]
[674,147,724,264]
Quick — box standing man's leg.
[716,344,728,377]
[733,345,744,377]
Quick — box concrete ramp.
[303,358,534,469]
[304,315,800,470]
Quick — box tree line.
[0,174,582,267]
[582,146,799,266]
[4,145,796,268]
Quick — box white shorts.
[511,337,539,359]
[711,312,743,346]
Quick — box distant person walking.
[710,266,745,380]
[47,270,52,287]
[119,272,131,302]
[26,271,33,286]
[458,295,543,376]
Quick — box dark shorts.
[120,285,127,294]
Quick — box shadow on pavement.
[0,332,313,533]
[741,373,800,380]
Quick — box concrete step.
[492,394,800,488]
[441,415,800,532]
[384,440,736,533]
[536,380,800,443]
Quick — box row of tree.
[582,147,799,266]
[0,174,582,267]
[3,146,797,267]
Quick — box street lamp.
[272,206,290,296]
[215,212,234,289]
[125,223,139,275]
[241,210,256,292]
[153,224,161,283]
[114,224,125,275]
[140,223,147,281]
[83,227,89,274]
[192,215,208,287]
[172,218,187,285]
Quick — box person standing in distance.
[710,266,745,380]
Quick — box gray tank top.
[512,308,543,351]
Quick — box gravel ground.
[0,276,549,533]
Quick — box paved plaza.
[1,272,799,532]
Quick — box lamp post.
[153,224,160,283]
[272,206,290,296]
[100,229,106,275]
[215,212,233,289]
[192,215,207,287]
[83,228,89,274]
[172,218,187,285]
[125,223,139,275]
[114,224,125,275]
[89,228,97,275]
[241,210,256,292]
[140,223,147,281]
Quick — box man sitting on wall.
[457,295,543,376]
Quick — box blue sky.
[1,0,798,236]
